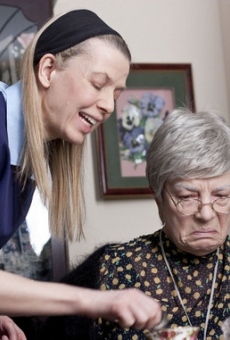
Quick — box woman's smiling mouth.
[79,112,97,127]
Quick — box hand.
[0,316,26,340]
[84,288,162,330]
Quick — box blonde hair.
[20,13,131,241]
[20,15,86,241]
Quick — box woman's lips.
[79,112,97,127]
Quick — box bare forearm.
[0,270,86,316]
[0,270,162,330]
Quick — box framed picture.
[95,63,195,199]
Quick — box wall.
[53,0,230,267]
[219,0,230,115]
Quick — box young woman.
[0,9,162,339]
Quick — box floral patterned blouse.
[94,230,230,340]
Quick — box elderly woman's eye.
[216,195,229,200]
[180,195,196,201]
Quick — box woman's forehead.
[168,173,230,191]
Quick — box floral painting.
[96,63,195,198]
[116,88,174,177]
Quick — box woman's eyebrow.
[92,71,127,91]
[174,183,230,192]
[174,183,199,191]
[213,184,230,192]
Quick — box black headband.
[34,9,122,65]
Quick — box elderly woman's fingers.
[0,316,26,340]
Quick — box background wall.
[53,0,230,267]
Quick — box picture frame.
[95,63,195,199]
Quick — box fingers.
[110,289,162,330]
[13,324,26,340]
[0,316,26,340]
[83,288,162,331]
[2,336,10,340]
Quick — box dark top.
[0,92,35,248]
[38,231,230,340]
[95,230,230,340]
[38,245,109,340]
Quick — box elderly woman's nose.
[196,203,216,220]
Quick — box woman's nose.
[196,203,216,220]
[97,92,115,115]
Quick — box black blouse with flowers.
[94,230,230,340]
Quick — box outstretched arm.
[0,270,161,330]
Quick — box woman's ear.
[37,54,56,88]
[155,197,162,210]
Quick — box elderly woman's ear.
[153,193,165,225]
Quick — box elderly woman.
[93,108,230,340]
[40,108,230,340]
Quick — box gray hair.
[146,108,230,200]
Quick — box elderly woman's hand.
[0,316,26,340]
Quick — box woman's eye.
[180,195,197,201]
[215,194,229,199]
[92,82,102,90]
[181,196,192,201]
[114,90,122,101]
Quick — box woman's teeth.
[79,112,96,127]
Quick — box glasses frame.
[165,188,230,216]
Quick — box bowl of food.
[149,326,199,340]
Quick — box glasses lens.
[213,197,230,214]
[177,200,200,215]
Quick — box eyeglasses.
[165,189,230,216]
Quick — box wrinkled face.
[156,171,230,256]
[38,38,130,143]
